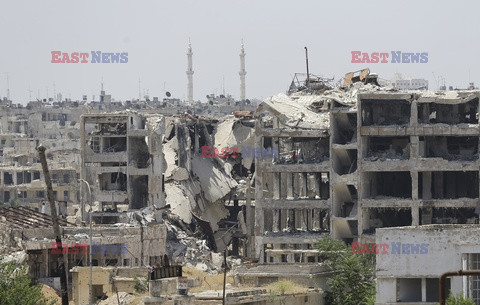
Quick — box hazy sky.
[1,0,479,104]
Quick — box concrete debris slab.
[261,93,330,129]
[191,155,238,203]
[172,167,189,181]
[165,183,194,224]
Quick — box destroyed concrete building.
[254,93,331,263]
[0,105,82,211]
[354,90,480,244]
[3,71,480,304]
[0,205,167,300]
[253,83,480,260]
[80,112,165,223]
[162,114,255,257]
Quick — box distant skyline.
[1,0,479,104]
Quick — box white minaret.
[239,42,246,101]
[186,41,194,103]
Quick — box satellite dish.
[166,91,171,97]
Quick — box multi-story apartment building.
[80,112,165,223]
[254,88,480,262]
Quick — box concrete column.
[422,172,432,200]
[421,278,426,302]
[312,209,320,230]
[410,101,418,125]
[411,171,418,200]
[300,210,307,231]
[43,248,49,277]
[314,173,321,199]
[273,173,280,199]
[410,136,419,159]
[185,125,191,173]
[286,173,293,199]
[411,207,420,226]
[272,209,280,233]
[294,209,302,230]
[288,209,295,231]
[194,120,199,154]
[245,178,254,238]
[462,254,468,297]
[254,133,264,260]
[300,173,307,198]
[280,209,287,231]
[360,208,369,235]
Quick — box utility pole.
[222,249,228,305]
[79,179,93,305]
[37,146,69,305]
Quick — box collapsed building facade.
[2,71,480,303]
[253,78,480,302]
[80,112,165,223]
[254,84,480,255]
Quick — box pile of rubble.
[0,216,24,260]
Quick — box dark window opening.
[419,171,478,199]
[333,149,357,175]
[361,99,411,126]
[366,172,412,199]
[421,208,478,225]
[365,208,412,234]
[130,175,149,209]
[332,113,357,144]
[398,278,421,302]
[366,137,410,160]
[4,173,13,185]
[63,174,70,184]
[102,137,127,153]
[418,99,479,124]
[100,173,127,191]
[128,137,150,168]
[276,137,329,164]
[420,136,478,160]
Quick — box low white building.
[390,73,428,90]
[375,225,480,304]
[392,78,429,90]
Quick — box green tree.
[445,292,475,305]
[316,236,375,305]
[0,260,56,305]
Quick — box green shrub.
[134,277,147,293]
[0,260,56,305]
[316,236,375,305]
[446,292,475,305]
